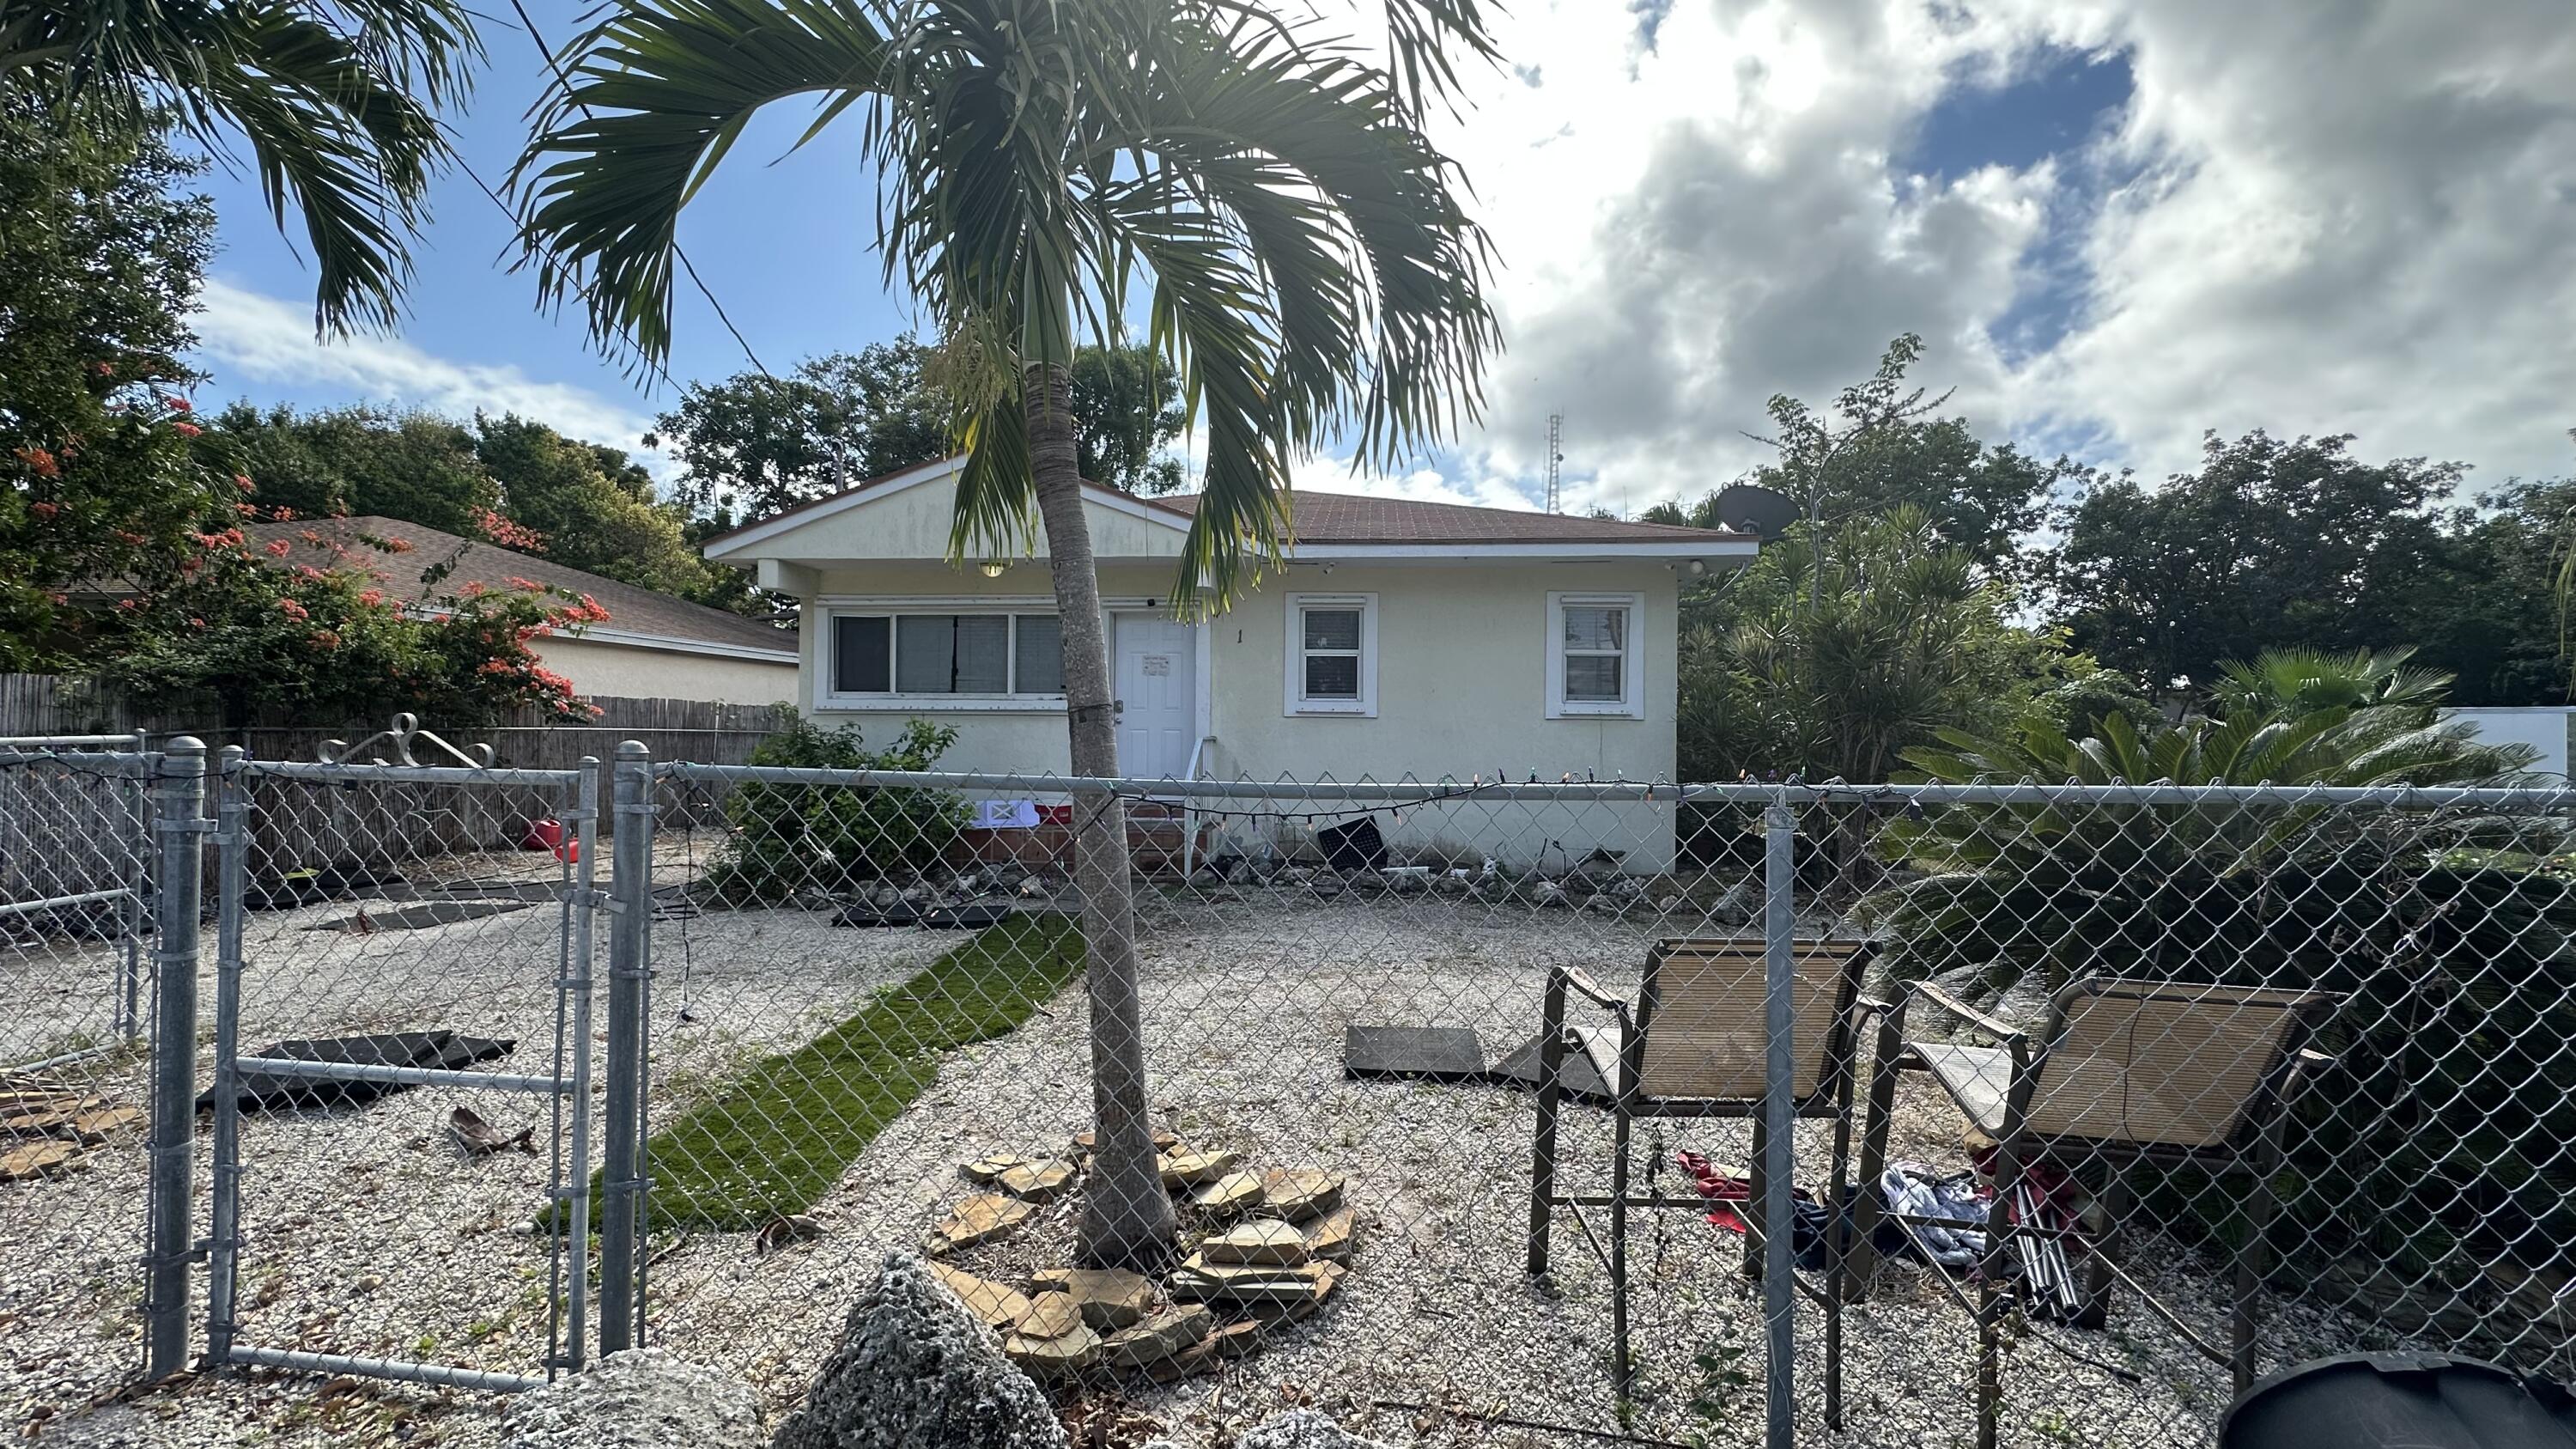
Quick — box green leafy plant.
[704,718,967,904]
[93,522,603,728]
[1866,648,2576,1334]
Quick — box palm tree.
[1,0,480,334]
[513,0,1500,1266]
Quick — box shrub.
[706,718,967,903]
[1861,650,2575,1344]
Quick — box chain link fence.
[1,737,157,1411]
[9,749,2576,1448]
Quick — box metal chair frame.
[1524,937,1880,1423]
[1850,976,2338,1449]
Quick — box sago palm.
[513,0,1500,1265]
[0,0,480,334]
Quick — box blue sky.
[185,1,2576,513]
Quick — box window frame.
[819,603,1069,710]
[1283,591,1378,718]
[1546,591,1644,720]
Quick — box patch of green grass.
[639,913,1084,1232]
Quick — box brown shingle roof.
[244,517,795,654]
[1161,490,1747,545]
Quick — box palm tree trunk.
[1025,359,1177,1269]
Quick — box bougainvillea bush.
[94,518,610,728]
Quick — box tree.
[210,403,496,533]
[1067,344,1186,495]
[95,523,603,728]
[519,0,1499,1267]
[0,100,222,670]
[1647,336,2066,575]
[2,0,480,333]
[474,413,715,599]
[659,338,1188,527]
[1675,508,2080,783]
[2050,430,2464,697]
[654,342,951,525]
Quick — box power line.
[449,147,684,397]
[505,0,775,381]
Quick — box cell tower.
[1545,412,1564,514]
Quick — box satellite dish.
[1713,484,1799,540]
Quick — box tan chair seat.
[1912,1041,2014,1135]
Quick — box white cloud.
[190,278,667,468]
[1366,0,2576,514]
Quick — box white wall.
[798,557,1686,868]
[535,636,798,705]
[2447,707,2573,779]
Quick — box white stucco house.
[702,456,1754,868]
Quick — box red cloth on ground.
[1675,1148,1753,1233]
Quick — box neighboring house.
[245,516,798,704]
[702,457,1753,868]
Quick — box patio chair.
[1850,975,2340,1449]
[1524,937,1880,1421]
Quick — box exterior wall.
[798,561,1184,770]
[751,480,1184,563]
[799,557,1684,868]
[535,636,798,705]
[2449,707,2574,779]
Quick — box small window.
[1285,593,1376,716]
[1013,614,1064,695]
[823,609,1064,700]
[1547,593,1642,718]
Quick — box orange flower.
[264,539,291,557]
[14,446,59,478]
[171,421,202,437]
[234,474,256,494]
[277,599,309,620]
[27,500,58,520]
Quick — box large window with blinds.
[826,610,1064,701]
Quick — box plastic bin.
[2221,1353,2576,1448]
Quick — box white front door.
[1113,615,1198,782]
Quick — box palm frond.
[3,0,477,334]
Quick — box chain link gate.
[202,750,603,1395]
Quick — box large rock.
[770,1253,1067,1449]
[501,1349,761,1449]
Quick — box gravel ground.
[6,850,2412,1449]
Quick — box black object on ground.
[919,903,1012,929]
[2222,1353,2576,1448]
[832,901,920,928]
[199,1031,516,1112]
[1486,1029,1618,1100]
[300,900,532,932]
[1315,816,1387,872]
[1344,1025,1487,1082]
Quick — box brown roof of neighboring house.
[701,451,1746,551]
[1159,490,1747,545]
[243,516,796,655]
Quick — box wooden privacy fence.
[1,677,792,901]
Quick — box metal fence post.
[1761,800,1797,1449]
[206,746,248,1370]
[598,740,653,1355]
[145,737,208,1380]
